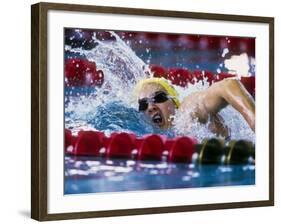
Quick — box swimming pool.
[64,29,256,195]
[65,156,255,194]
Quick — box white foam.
[224,53,251,78]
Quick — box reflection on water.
[64,156,255,194]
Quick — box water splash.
[65,31,153,135]
[65,31,255,142]
[224,53,254,78]
[66,31,151,105]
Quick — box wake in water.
[65,31,255,142]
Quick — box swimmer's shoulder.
[182,91,205,106]
[179,91,210,122]
[180,91,204,109]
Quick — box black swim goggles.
[138,91,172,112]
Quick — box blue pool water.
[65,99,175,137]
[64,156,255,194]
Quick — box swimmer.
[134,77,255,138]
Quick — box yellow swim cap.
[133,77,180,108]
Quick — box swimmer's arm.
[204,78,255,131]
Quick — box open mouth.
[152,113,163,125]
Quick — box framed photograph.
[31,2,274,221]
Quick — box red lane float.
[74,131,104,156]
[137,135,165,161]
[150,65,255,96]
[65,129,196,162]
[106,133,136,159]
[167,137,197,163]
[65,59,104,87]
[64,59,255,96]
[67,30,255,57]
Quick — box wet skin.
[138,78,255,137]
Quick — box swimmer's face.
[138,84,176,129]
